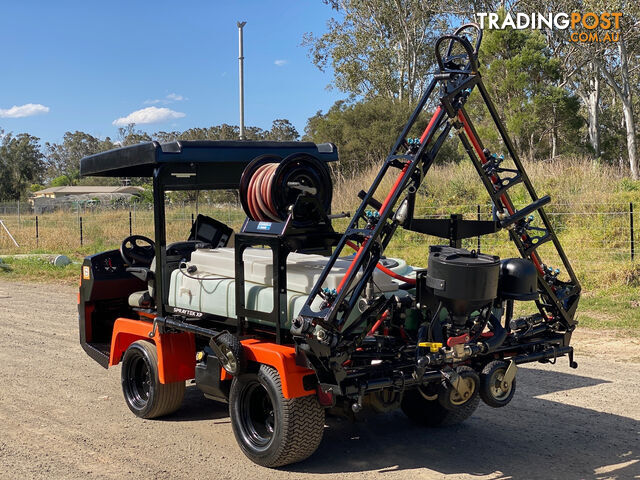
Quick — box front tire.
[480,360,516,408]
[229,364,325,467]
[121,340,185,419]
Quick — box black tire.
[121,340,185,419]
[214,332,245,376]
[401,367,480,427]
[401,388,480,427]
[437,365,480,411]
[229,364,325,467]
[480,360,516,408]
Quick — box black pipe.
[362,370,441,393]
[161,316,222,338]
[482,314,507,353]
[513,325,549,341]
[513,346,572,365]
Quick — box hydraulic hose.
[482,314,507,353]
[345,240,416,285]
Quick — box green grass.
[0,256,81,285]
[578,286,640,334]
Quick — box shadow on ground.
[177,367,639,479]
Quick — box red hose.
[246,162,281,221]
[345,240,416,285]
[367,310,389,336]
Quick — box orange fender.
[109,318,195,384]
[239,339,316,399]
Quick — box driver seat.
[128,242,208,308]
[127,214,234,309]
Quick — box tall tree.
[266,119,299,141]
[304,97,427,172]
[117,124,152,146]
[0,130,45,200]
[467,20,583,161]
[304,0,448,103]
[45,131,116,182]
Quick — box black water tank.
[427,246,500,316]
[499,258,538,301]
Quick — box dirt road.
[1,280,639,480]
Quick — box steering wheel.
[120,235,156,266]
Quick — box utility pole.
[237,21,247,140]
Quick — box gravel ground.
[0,280,639,480]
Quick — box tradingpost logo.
[475,12,622,43]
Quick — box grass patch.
[578,285,640,333]
[0,256,81,285]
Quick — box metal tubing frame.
[294,32,581,351]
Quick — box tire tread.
[127,341,185,419]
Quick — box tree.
[304,0,449,103]
[117,124,152,146]
[0,130,45,200]
[266,119,299,141]
[466,19,583,161]
[45,131,116,183]
[153,120,299,143]
[304,97,428,172]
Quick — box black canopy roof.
[80,140,338,186]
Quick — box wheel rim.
[126,355,151,409]
[449,377,476,406]
[239,381,276,451]
[220,344,237,374]
[489,369,512,401]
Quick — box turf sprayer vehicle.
[79,24,580,467]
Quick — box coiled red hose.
[246,162,281,221]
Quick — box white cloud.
[143,93,186,105]
[112,106,186,126]
[166,93,185,101]
[0,103,50,118]
[274,59,288,67]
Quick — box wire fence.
[0,200,637,279]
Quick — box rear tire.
[121,340,185,419]
[229,364,325,467]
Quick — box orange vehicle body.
[108,317,315,399]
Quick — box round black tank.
[498,258,538,301]
[426,245,500,316]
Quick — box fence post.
[631,202,635,261]
[191,212,195,226]
[17,200,20,228]
[80,216,83,246]
[35,216,39,248]
[477,204,481,253]
[129,209,133,236]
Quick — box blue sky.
[0,0,344,145]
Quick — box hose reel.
[239,152,333,227]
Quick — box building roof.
[33,186,144,195]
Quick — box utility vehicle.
[79,24,580,468]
